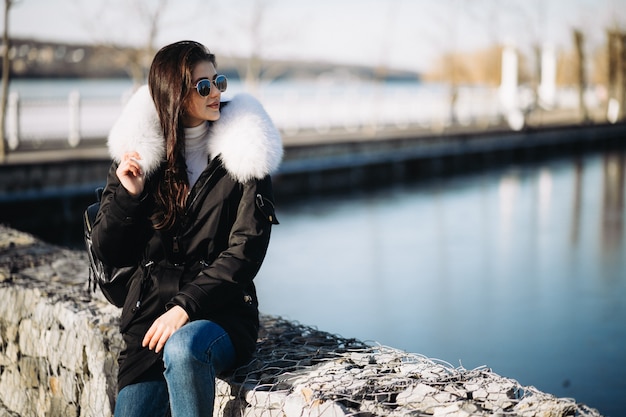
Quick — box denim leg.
[162,320,236,417]
[114,380,169,417]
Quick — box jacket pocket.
[119,272,146,333]
[119,261,157,334]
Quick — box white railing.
[5,92,125,150]
[3,84,602,151]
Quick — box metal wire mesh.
[0,226,605,416]
[217,315,603,417]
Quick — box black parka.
[91,87,282,390]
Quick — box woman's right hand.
[116,151,145,196]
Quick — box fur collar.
[107,85,283,183]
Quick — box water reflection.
[259,149,626,416]
[571,158,583,245]
[601,153,625,254]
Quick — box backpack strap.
[83,187,104,293]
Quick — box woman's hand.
[142,305,190,353]
[116,151,145,196]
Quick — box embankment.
[0,226,605,416]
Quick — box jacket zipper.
[120,260,155,334]
[185,161,221,215]
[171,162,220,263]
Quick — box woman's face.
[182,60,221,127]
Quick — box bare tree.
[124,0,168,85]
[0,0,18,163]
[241,0,266,90]
[416,0,465,124]
[226,0,295,92]
[70,0,170,86]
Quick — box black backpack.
[83,187,136,307]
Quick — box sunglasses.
[193,75,228,97]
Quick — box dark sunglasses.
[193,75,228,97]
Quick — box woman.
[91,40,282,416]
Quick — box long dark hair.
[148,41,216,230]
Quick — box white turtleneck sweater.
[184,122,211,187]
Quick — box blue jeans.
[114,320,236,417]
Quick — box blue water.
[257,151,626,417]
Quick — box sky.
[7,0,626,72]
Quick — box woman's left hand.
[142,305,190,353]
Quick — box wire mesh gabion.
[216,315,602,417]
[0,226,604,417]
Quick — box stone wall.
[0,227,121,416]
[0,226,604,417]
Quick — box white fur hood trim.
[209,93,283,182]
[107,85,164,178]
[107,85,283,183]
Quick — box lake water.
[256,150,626,417]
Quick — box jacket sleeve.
[169,175,278,319]
[91,163,152,267]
